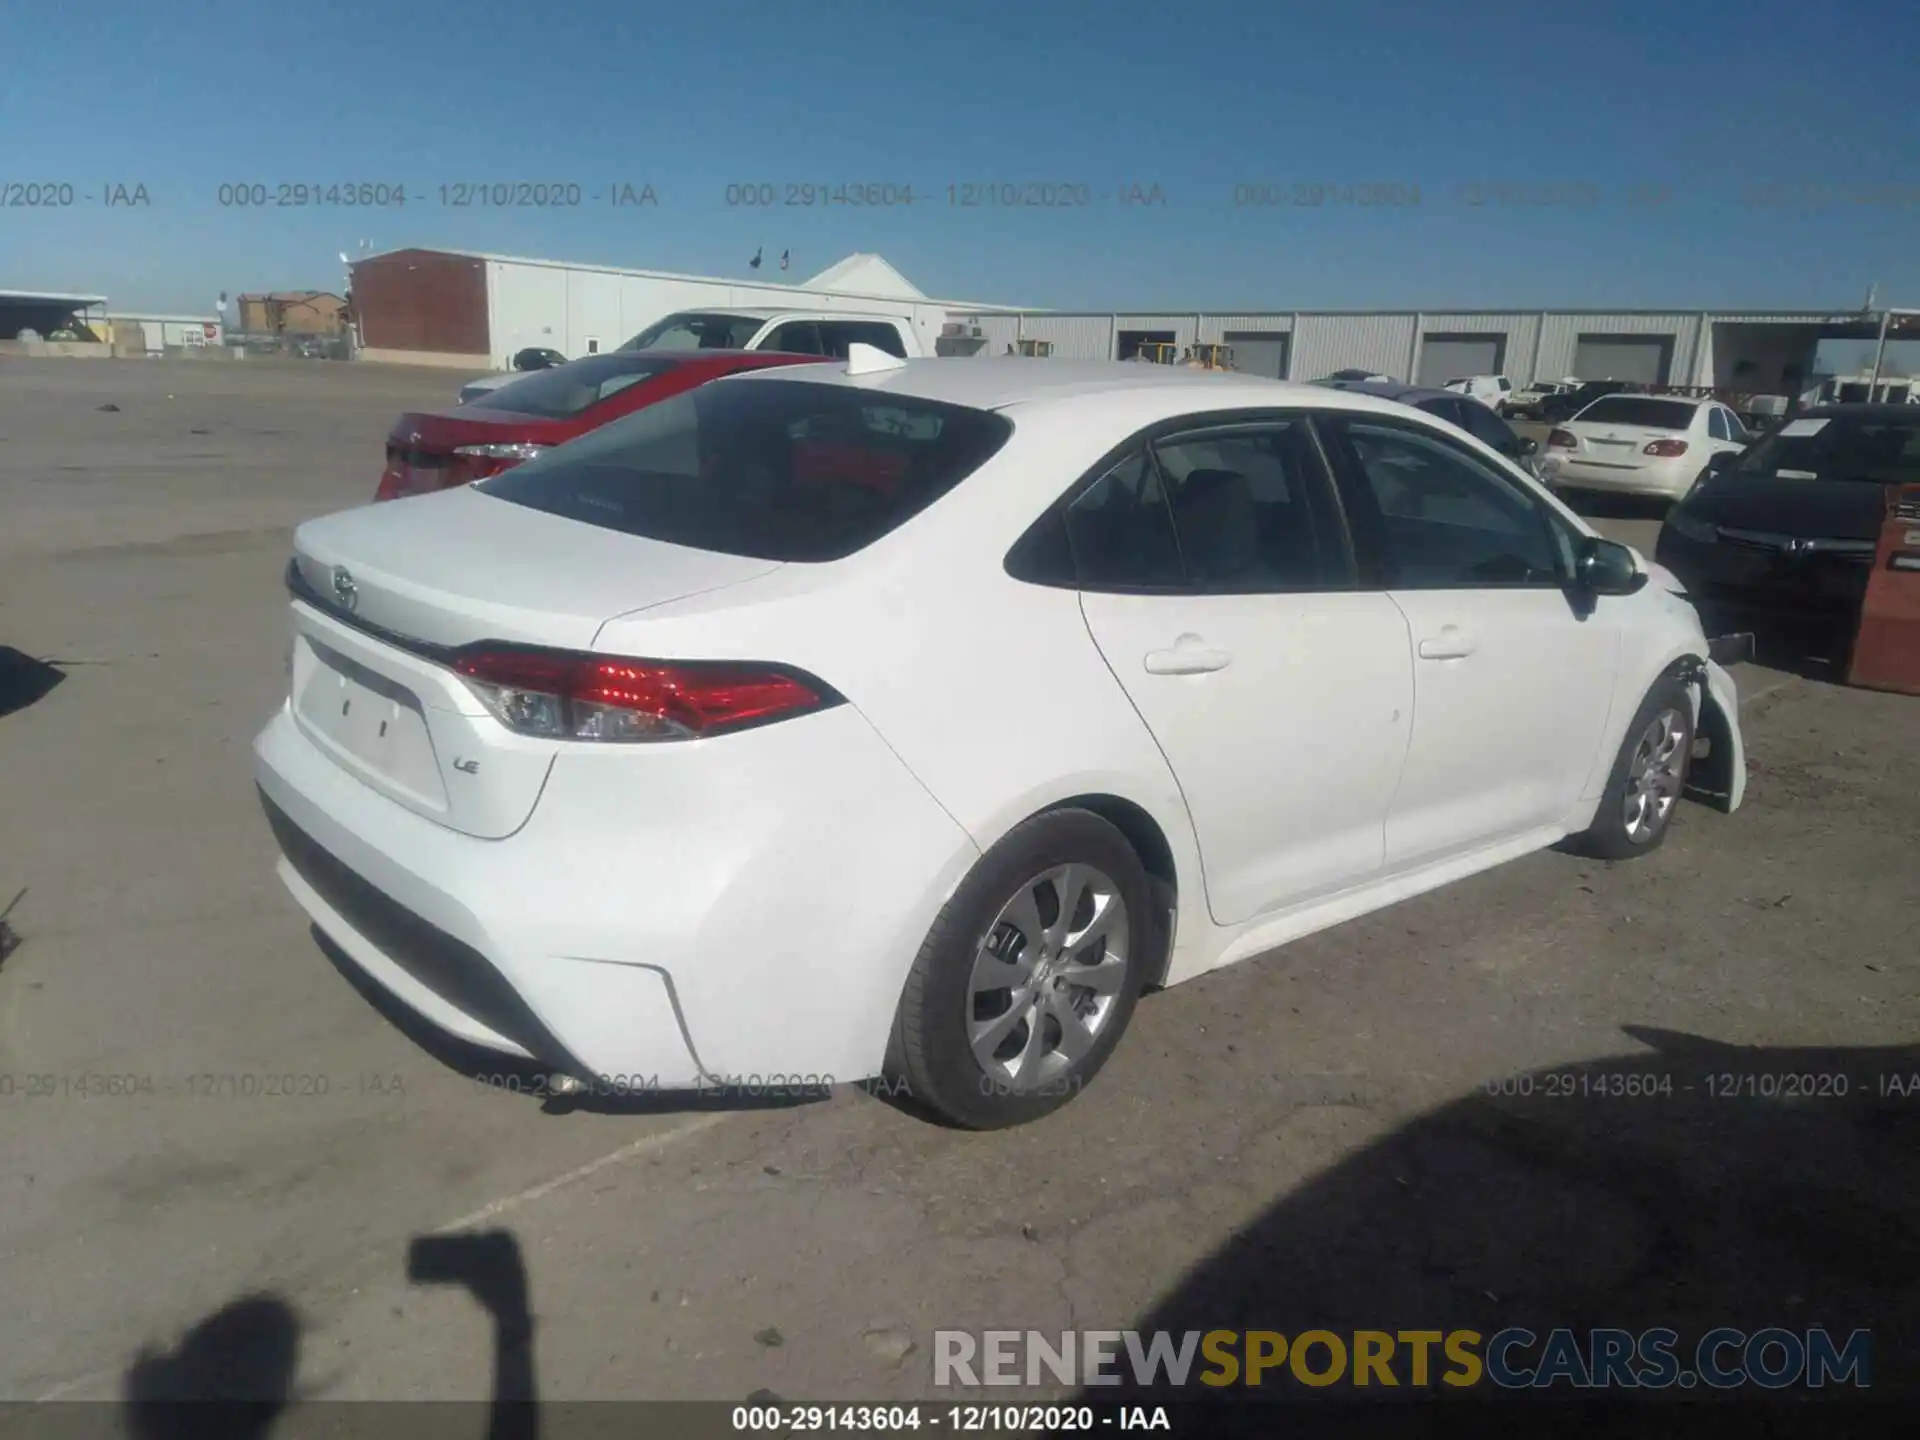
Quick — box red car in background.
[373,349,828,502]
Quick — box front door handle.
[1144,637,1232,675]
[1417,627,1477,660]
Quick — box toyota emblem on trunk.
[331,566,358,611]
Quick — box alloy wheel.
[967,864,1130,1091]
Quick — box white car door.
[1317,414,1622,871]
[1072,418,1416,926]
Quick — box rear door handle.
[1417,628,1477,660]
[1144,640,1232,675]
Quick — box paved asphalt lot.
[1,359,1916,1418]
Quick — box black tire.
[886,808,1158,1129]
[1565,671,1696,861]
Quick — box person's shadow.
[122,1295,300,1440]
[118,1230,539,1439]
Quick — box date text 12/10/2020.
[1481,1070,1920,1100]
[720,183,1168,208]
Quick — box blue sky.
[3,0,1918,320]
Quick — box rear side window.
[762,321,826,355]
[1707,408,1730,441]
[621,312,764,351]
[1064,452,1185,589]
[819,322,908,359]
[1575,396,1697,429]
[1152,423,1342,591]
[477,378,1013,562]
[474,355,678,418]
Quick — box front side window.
[1456,400,1518,455]
[1324,418,1564,589]
[478,378,1012,561]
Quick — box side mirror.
[1706,450,1736,472]
[1573,536,1646,597]
[1518,436,1540,456]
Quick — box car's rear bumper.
[253,699,976,1090]
[1540,454,1693,498]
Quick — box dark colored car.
[511,346,568,371]
[1653,403,1913,632]
[374,349,829,503]
[1318,379,1541,472]
[1538,380,1636,424]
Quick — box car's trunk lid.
[284,486,784,837]
[1566,420,1690,469]
[381,409,576,497]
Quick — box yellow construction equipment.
[1015,338,1054,357]
[1182,343,1236,370]
[1133,342,1179,364]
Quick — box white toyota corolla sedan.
[254,351,1748,1129]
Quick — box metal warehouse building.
[945,306,1918,399]
[348,247,1020,369]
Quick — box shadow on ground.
[1086,1028,1920,1430]
[0,648,64,719]
[95,1231,538,1440]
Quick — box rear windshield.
[621,312,764,352]
[472,355,680,419]
[476,377,1015,562]
[1574,396,1696,429]
[1733,417,1920,483]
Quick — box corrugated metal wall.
[1012,314,1114,358]
[1535,312,1695,383]
[1114,314,1199,354]
[1290,313,1417,381]
[1417,314,1542,382]
[1199,314,1295,342]
[939,308,1841,384]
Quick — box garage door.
[1416,335,1504,387]
[1224,332,1289,379]
[1571,335,1672,385]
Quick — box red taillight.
[1643,438,1689,457]
[451,647,836,742]
[1548,428,1577,449]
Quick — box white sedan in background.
[254,352,1745,1130]
[1540,394,1753,499]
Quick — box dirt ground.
[0,357,1914,1428]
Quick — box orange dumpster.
[1847,482,1920,694]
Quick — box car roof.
[670,307,906,323]
[1324,380,1466,406]
[722,357,1446,421]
